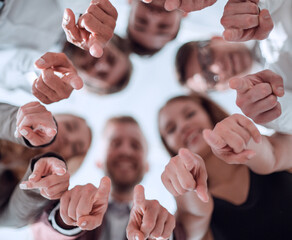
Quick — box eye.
[137,17,148,25]
[131,141,141,151]
[111,139,121,148]
[186,110,196,119]
[166,124,176,135]
[158,23,171,30]
[65,122,73,132]
[107,52,116,66]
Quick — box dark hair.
[158,93,229,157]
[63,35,133,95]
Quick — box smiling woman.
[5,0,288,239]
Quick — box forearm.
[175,192,213,240]
[246,133,292,174]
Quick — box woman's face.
[47,115,91,160]
[159,99,213,157]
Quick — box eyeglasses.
[196,41,220,90]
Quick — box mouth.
[113,157,137,172]
[183,129,202,148]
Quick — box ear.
[210,36,224,42]
[95,160,104,170]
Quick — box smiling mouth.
[183,129,202,148]
[114,157,137,172]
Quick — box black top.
[210,170,292,240]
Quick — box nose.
[94,61,111,72]
[119,142,135,156]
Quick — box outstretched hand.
[20,157,69,200]
[229,70,284,124]
[15,101,57,147]
[62,0,118,58]
[59,177,111,230]
[161,148,209,202]
[203,114,262,164]
[126,185,175,240]
[221,0,273,41]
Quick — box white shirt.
[0,0,90,91]
[258,0,292,134]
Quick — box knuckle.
[268,95,277,106]
[249,3,259,14]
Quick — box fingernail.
[20,129,28,136]
[19,183,28,189]
[277,87,284,95]
[263,12,270,19]
[56,167,67,176]
[14,129,20,138]
[63,11,70,24]
[29,173,36,180]
[35,57,46,66]
[81,221,87,227]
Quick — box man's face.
[185,38,252,92]
[72,42,129,93]
[128,0,183,51]
[103,122,148,192]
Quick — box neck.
[111,188,133,203]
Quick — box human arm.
[161,149,213,240]
[221,0,273,41]
[62,0,118,58]
[0,152,68,227]
[126,185,176,240]
[203,114,292,174]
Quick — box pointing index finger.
[133,185,145,207]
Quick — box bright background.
[0,0,270,238]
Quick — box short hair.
[105,116,139,128]
[62,35,132,95]
[158,93,229,157]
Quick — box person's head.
[97,116,148,193]
[63,35,132,95]
[47,114,92,164]
[158,93,229,158]
[127,0,184,56]
[176,37,253,92]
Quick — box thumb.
[61,72,83,90]
[133,185,145,207]
[255,9,274,40]
[164,0,181,11]
[95,176,111,200]
[203,129,226,150]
